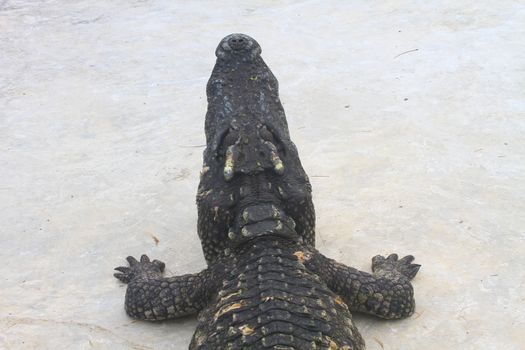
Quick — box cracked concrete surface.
[1,1,524,349]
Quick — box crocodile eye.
[223,130,238,147]
[259,125,286,155]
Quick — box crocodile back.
[190,238,365,349]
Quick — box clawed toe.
[152,259,166,272]
[404,263,421,279]
[114,271,132,283]
[371,255,385,267]
[114,266,130,273]
[386,253,398,261]
[399,255,415,264]
[126,256,139,266]
[114,265,134,283]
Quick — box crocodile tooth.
[272,155,284,175]
[265,141,284,175]
[223,145,235,181]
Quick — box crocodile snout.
[215,33,261,60]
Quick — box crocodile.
[114,33,421,349]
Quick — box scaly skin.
[190,236,365,350]
[114,33,421,349]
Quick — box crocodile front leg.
[114,255,222,320]
[299,250,420,319]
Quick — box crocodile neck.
[227,202,300,248]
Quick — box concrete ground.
[1,1,524,349]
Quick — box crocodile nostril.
[228,36,248,50]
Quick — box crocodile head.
[197,34,313,253]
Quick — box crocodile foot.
[114,254,165,283]
[371,253,420,280]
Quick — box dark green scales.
[114,34,420,350]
